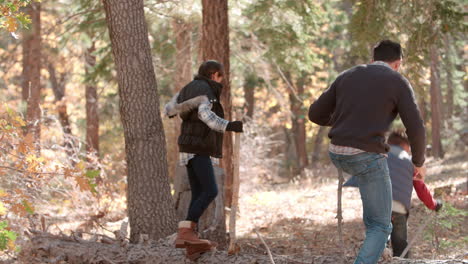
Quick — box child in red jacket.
[387,130,443,258]
[344,130,442,258]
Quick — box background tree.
[243,0,321,174]
[85,41,99,157]
[24,1,41,152]
[103,0,176,242]
[200,0,230,246]
[171,15,196,221]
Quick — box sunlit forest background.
[0,0,466,262]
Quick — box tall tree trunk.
[443,35,454,128]
[85,42,100,157]
[172,18,193,219]
[25,2,41,152]
[243,72,256,119]
[21,6,33,101]
[286,72,308,175]
[430,46,444,158]
[47,62,73,157]
[311,126,327,165]
[103,0,177,242]
[417,95,428,123]
[169,18,192,178]
[201,0,229,247]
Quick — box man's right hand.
[413,165,426,181]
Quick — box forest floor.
[235,152,467,261]
[3,152,467,263]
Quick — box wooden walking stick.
[228,113,242,255]
[336,169,345,261]
[400,212,436,258]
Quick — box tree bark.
[47,62,73,157]
[21,5,33,101]
[201,0,230,247]
[284,71,308,175]
[290,73,308,172]
[169,18,192,179]
[430,45,444,158]
[171,18,193,220]
[443,35,454,128]
[85,42,100,156]
[417,95,428,123]
[103,0,177,242]
[243,72,256,119]
[25,2,41,152]
[311,126,328,165]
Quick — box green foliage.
[0,221,17,251]
[0,0,40,33]
[424,203,468,252]
[244,0,321,72]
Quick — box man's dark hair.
[198,60,223,79]
[373,40,402,62]
[388,129,409,147]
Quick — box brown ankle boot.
[185,241,217,261]
[174,221,211,248]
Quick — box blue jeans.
[330,152,393,264]
[186,155,218,223]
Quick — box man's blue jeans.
[330,152,393,264]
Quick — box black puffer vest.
[177,76,224,158]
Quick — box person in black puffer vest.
[164,60,243,257]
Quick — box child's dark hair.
[373,40,403,62]
[388,129,410,147]
[198,60,223,79]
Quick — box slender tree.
[443,34,454,127]
[24,1,41,151]
[311,126,327,165]
[169,17,192,179]
[85,42,100,156]
[201,0,230,246]
[103,0,177,242]
[46,61,74,158]
[172,17,194,219]
[21,6,33,101]
[289,73,308,171]
[430,46,444,158]
[243,72,257,119]
[284,71,309,173]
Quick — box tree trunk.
[443,35,454,128]
[169,18,192,180]
[430,45,444,158]
[417,95,428,123]
[294,75,308,169]
[311,126,328,165]
[47,62,73,157]
[85,42,100,157]
[171,17,194,220]
[103,0,177,242]
[25,2,41,152]
[243,72,256,119]
[21,6,33,101]
[201,0,230,247]
[286,72,308,175]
